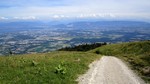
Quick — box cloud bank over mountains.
[0,0,150,21]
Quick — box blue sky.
[0,0,150,21]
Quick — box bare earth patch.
[77,56,145,84]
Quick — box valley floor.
[78,56,145,84]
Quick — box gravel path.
[77,56,145,84]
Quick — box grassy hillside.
[90,41,150,83]
[0,41,149,83]
[0,51,100,84]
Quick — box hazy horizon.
[0,0,150,22]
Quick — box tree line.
[59,42,107,51]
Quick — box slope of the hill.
[0,41,149,84]
[0,51,100,84]
[90,41,150,83]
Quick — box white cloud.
[53,15,60,19]
[13,17,20,19]
[78,14,95,18]
[60,15,65,18]
[100,13,116,18]
[22,16,36,20]
[76,13,116,18]
[52,14,69,19]
[0,17,8,20]
[13,16,37,20]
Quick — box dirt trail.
[78,56,145,84]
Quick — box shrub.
[31,60,38,66]
[95,50,101,54]
[54,62,67,74]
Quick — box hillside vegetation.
[0,41,149,83]
[91,41,150,83]
[0,51,100,84]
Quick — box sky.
[0,0,150,21]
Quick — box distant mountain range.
[0,20,150,27]
[0,20,150,34]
